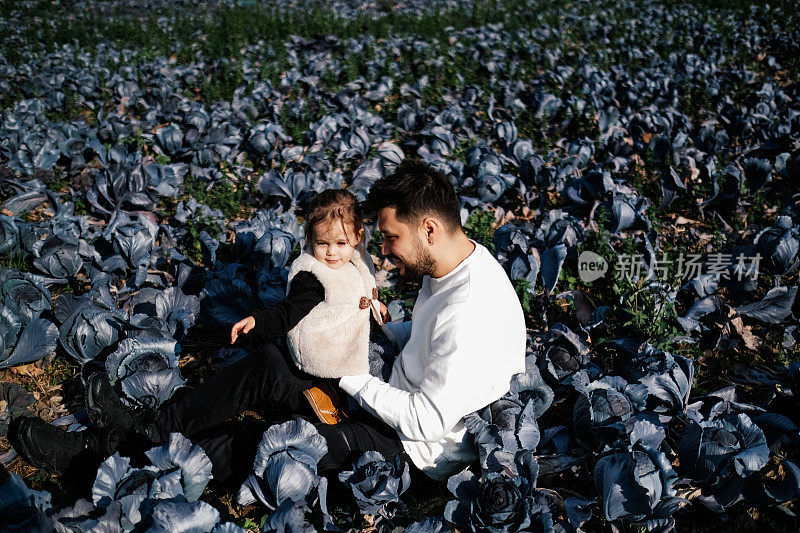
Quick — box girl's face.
[311,219,362,270]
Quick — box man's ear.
[420,217,440,245]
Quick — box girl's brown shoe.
[302,384,349,425]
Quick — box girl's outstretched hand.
[231,316,256,344]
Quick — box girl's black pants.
[139,341,406,488]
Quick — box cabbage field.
[1,0,799,530]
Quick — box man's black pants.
[143,342,405,487]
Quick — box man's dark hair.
[365,159,461,232]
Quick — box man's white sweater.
[339,241,527,480]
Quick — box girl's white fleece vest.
[286,250,377,378]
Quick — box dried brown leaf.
[10,363,44,378]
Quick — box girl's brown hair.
[303,189,365,250]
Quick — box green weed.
[195,59,246,104]
[42,87,76,123]
[517,111,553,152]
[377,286,403,305]
[614,275,681,350]
[0,249,33,271]
[72,194,89,216]
[368,228,384,257]
[677,78,713,117]
[463,209,496,254]
[43,354,80,388]
[513,278,533,313]
[124,128,148,153]
[179,212,223,264]
[181,173,246,221]
[278,104,309,147]
[50,168,68,193]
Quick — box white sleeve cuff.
[338,374,374,396]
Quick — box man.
[11,159,526,484]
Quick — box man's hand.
[231,316,256,344]
[379,301,390,323]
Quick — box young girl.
[230,189,394,420]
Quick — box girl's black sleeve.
[249,271,324,341]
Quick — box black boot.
[85,372,161,441]
[8,417,121,476]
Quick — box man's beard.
[396,238,436,281]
